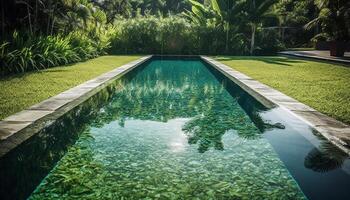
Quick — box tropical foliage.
[109,15,252,55]
[0,0,349,75]
[0,0,112,75]
[0,31,110,74]
[305,0,350,41]
[274,0,315,46]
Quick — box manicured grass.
[0,55,141,120]
[214,56,350,125]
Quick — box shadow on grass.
[215,56,306,66]
[0,63,76,81]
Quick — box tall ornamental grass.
[0,31,110,76]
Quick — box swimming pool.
[0,57,349,199]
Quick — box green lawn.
[2,55,350,126]
[0,55,141,120]
[214,56,350,125]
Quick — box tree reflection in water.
[91,60,275,153]
[2,59,349,200]
[304,132,348,172]
[181,95,261,153]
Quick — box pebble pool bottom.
[29,59,306,199]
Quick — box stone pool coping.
[278,51,350,65]
[1,55,349,157]
[201,56,350,155]
[0,56,152,157]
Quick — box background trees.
[0,0,113,75]
[305,0,350,41]
[274,0,315,47]
[0,0,349,75]
[243,0,277,55]
[304,0,350,56]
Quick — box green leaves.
[305,0,350,41]
[211,0,222,18]
[0,30,111,75]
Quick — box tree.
[304,139,348,172]
[185,0,243,53]
[128,0,189,16]
[93,0,132,23]
[211,0,244,53]
[243,0,277,55]
[1,0,4,37]
[304,0,350,41]
[273,0,315,47]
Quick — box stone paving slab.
[227,73,252,80]
[293,111,348,128]
[201,56,350,155]
[277,102,316,112]
[279,51,350,65]
[28,99,72,111]
[0,121,31,140]
[316,126,350,147]
[267,95,298,103]
[3,110,53,122]
[0,56,152,157]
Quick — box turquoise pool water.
[1,57,349,199]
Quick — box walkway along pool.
[0,56,350,199]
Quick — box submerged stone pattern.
[30,59,306,199]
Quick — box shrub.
[1,16,283,76]
[109,16,197,54]
[68,32,98,59]
[108,16,270,55]
[109,16,162,54]
[0,30,110,76]
[255,29,285,55]
[34,35,79,69]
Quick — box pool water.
[1,57,350,199]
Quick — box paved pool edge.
[202,56,350,155]
[1,55,349,157]
[278,51,350,65]
[0,56,152,157]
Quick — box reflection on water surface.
[0,58,349,200]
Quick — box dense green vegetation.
[1,0,114,75]
[1,0,349,75]
[0,55,141,120]
[215,56,350,125]
[305,0,350,42]
[108,15,283,55]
